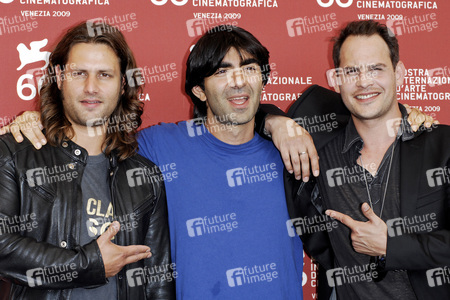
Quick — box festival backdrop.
[1,0,449,298]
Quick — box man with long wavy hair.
[0,22,174,299]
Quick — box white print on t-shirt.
[226,163,278,187]
[186,213,238,237]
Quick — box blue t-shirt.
[138,121,303,299]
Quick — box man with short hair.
[0,22,173,299]
[289,20,450,299]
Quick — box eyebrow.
[367,63,387,68]
[70,67,115,73]
[217,58,259,69]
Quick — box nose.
[355,69,374,89]
[84,74,99,94]
[228,68,246,88]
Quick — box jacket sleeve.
[144,179,175,299]
[0,138,107,289]
[254,104,286,139]
[385,160,450,271]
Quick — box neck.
[353,105,402,152]
[205,115,255,145]
[70,124,106,156]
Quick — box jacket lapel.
[399,136,424,217]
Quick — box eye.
[214,69,227,75]
[345,67,359,76]
[71,71,86,78]
[99,73,112,78]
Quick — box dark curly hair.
[39,21,144,161]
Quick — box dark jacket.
[286,85,450,300]
[0,134,174,300]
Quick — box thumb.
[98,221,120,242]
[361,203,378,222]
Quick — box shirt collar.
[342,103,414,154]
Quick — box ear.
[192,86,207,102]
[395,61,406,87]
[55,65,62,90]
[332,69,341,93]
[121,76,125,95]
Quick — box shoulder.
[412,124,450,143]
[138,122,190,143]
[123,152,161,173]
[0,133,35,164]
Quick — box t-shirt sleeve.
[137,126,161,165]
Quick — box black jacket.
[286,85,450,300]
[0,134,175,300]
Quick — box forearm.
[0,237,106,289]
[0,140,106,289]
[144,184,175,299]
[255,104,286,138]
[385,230,450,271]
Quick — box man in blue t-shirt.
[137,26,304,299]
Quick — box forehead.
[67,43,120,69]
[339,35,391,67]
[221,47,255,63]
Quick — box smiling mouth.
[355,92,380,100]
[228,96,249,105]
[81,100,102,104]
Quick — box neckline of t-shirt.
[195,123,266,152]
[87,152,108,165]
